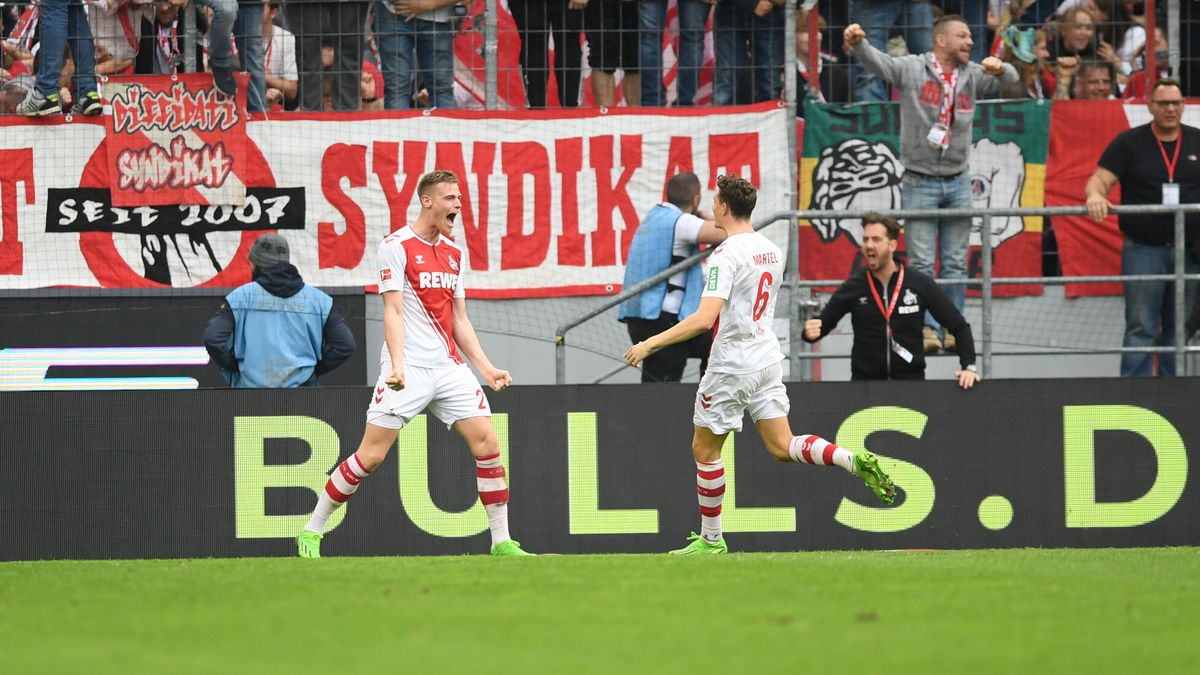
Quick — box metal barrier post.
[183,4,197,73]
[1175,206,1188,375]
[981,212,993,377]
[555,335,565,385]
[1168,0,1181,79]
[783,2,801,381]
[484,0,499,109]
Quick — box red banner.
[101,73,248,207]
[1044,100,1127,297]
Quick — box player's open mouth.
[447,212,458,224]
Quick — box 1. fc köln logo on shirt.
[380,268,392,282]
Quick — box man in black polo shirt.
[1085,77,1200,377]
[802,212,980,388]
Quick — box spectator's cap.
[248,233,290,267]
[1001,26,1037,64]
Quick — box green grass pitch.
[3,548,1197,674]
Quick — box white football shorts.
[692,362,789,435]
[366,362,491,430]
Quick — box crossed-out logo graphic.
[41,74,304,288]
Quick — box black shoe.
[71,90,102,116]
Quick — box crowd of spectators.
[0,0,1191,114]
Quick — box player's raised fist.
[980,56,1005,76]
[488,368,512,392]
[844,24,865,46]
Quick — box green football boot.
[669,532,728,555]
[490,540,536,556]
[296,530,322,558]
[853,452,897,505]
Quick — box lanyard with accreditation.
[867,265,914,364]
[1155,129,1183,205]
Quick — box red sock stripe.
[350,453,370,475]
[699,505,722,517]
[324,480,350,503]
[697,468,725,480]
[476,453,501,463]
[822,444,837,466]
[476,466,506,479]
[339,461,362,486]
[801,435,816,464]
[479,489,509,505]
[697,485,726,498]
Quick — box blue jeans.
[901,171,971,333]
[374,5,457,110]
[712,0,785,105]
[34,0,96,97]
[1120,240,1200,377]
[639,0,709,106]
[193,0,266,112]
[850,0,933,102]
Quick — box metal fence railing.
[554,203,1200,384]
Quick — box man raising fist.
[843,15,1016,356]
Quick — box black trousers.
[509,0,584,108]
[626,314,711,383]
[290,1,369,111]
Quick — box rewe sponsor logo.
[418,271,456,288]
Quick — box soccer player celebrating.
[297,170,533,558]
[624,174,896,555]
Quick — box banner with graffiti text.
[799,99,1048,297]
[0,104,789,295]
[101,73,249,207]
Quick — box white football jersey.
[701,231,785,374]
[376,228,467,369]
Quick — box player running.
[624,174,896,555]
[297,170,533,558]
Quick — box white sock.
[697,459,725,543]
[485,503,511,547]
[476,453,511,546]
[789,435,855,473]
[304,453,370,534]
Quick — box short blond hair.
[417,170,459,197]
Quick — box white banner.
[0,104,791,296]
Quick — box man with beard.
[802,213,980,388]
[845,15,1015,355]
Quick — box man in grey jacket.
[845,15,1017,353]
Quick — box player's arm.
[382,290,406,390]
[452,298,512,392]
[625,296,724,367]
[696,220,727,246]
